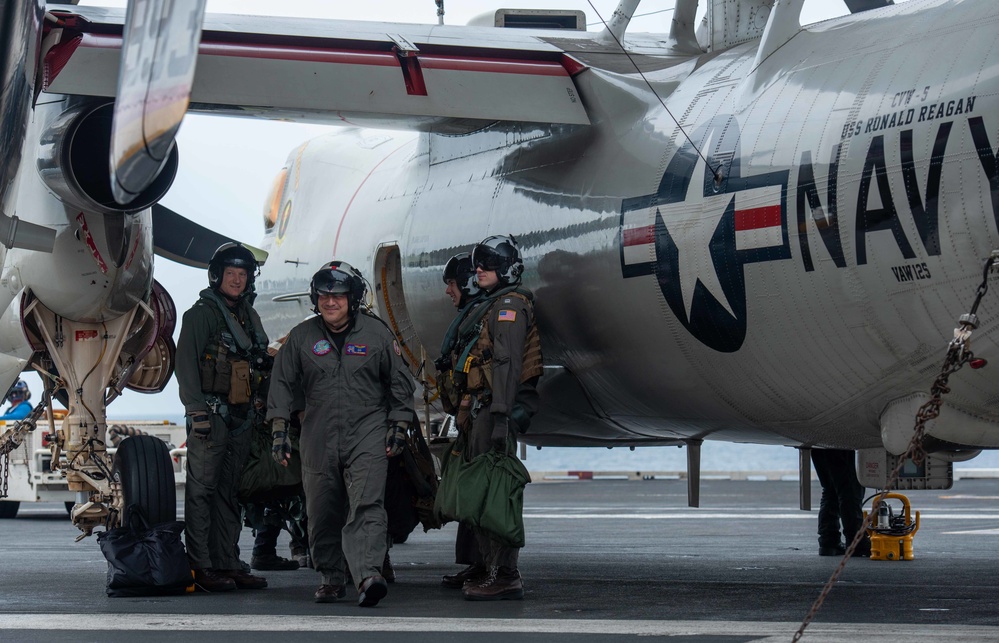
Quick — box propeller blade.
[151,203,267,269]
[110,0,207,205]
[0,0,44,214]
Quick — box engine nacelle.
[36,99,178,215]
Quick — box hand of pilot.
[490,414,510,452]
[188,411,211,440]
[271,418,292,466]
[385,422,409,458]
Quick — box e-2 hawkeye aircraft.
[0,0,997,533]
[248,0,999,501]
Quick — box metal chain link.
[0,388,55,498]
[793,251,997,642]
[0,449,7,499]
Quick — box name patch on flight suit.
[393,340,402,356]
[497,310,517,322]
[313,339,332,355]
[345,343,368,356]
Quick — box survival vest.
[448,285,543,401]
[196,288,271,405]
[434,296,486,414]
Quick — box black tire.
[114,435,176,527]
[64,501,74,515]
[0,501,19,519]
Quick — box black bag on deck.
[97,507,193,597]
[386,455,421,542]
[387,416,442,541]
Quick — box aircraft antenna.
[587,1,723,185]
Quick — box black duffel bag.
[97,508,193,597]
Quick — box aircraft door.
[372,244,429,384]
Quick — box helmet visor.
[472,246,504,272]
[223,256,255,271]
[313,272,352,297]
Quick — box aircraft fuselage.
[253,0,998,451]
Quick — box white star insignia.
[659,139,736,321]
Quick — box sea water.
[130,414,997,472]
[518,442,999,472]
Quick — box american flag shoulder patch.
[497,309,517,322]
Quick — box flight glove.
[188,411,211,439]
[271,418,291,466]
[385,423,409,458]
[491,414,510,451]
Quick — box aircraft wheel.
[64,501,74,515]
[0,501,19,518]
[114,435,176,527]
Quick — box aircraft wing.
[42,5,591,128]
[151,204,267,269]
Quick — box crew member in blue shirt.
[1,380,32,421]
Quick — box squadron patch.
[312,339,332,356]
[393,339,402,356]
[345,343,368,356]
[497,309,517,322]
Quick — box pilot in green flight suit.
[267,261,415,607]
[176,242,271,593]
[446,235,542,601]
[436,252,487,589]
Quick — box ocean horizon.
[111,413,999,472]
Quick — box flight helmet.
[7,379,30,404]
[208,242,259,295]
[442,252,481,304]
[310,260,366,314]
[471,235,524,286]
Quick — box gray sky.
[52,0,857,418]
